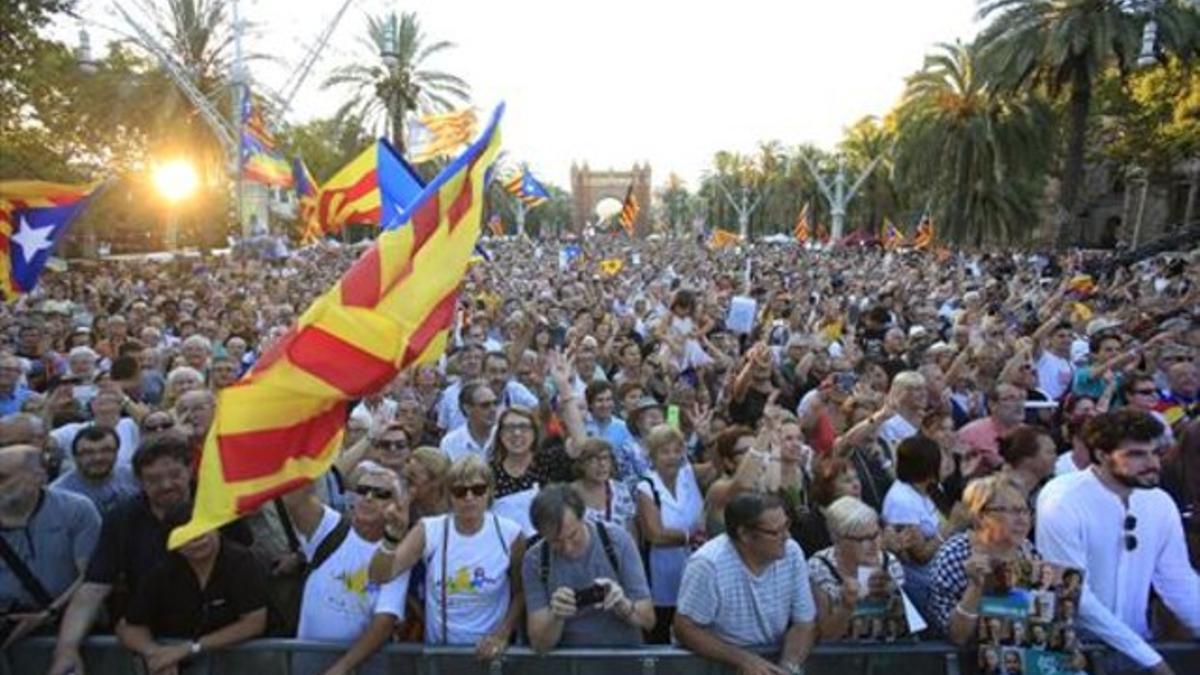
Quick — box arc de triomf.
[569,163,652,236]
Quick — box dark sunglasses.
[144,421,174,433]
[374,440,408,452]
[1132,389,1158,396]
[354,485,394,500]
[450,483,489,499]
[1124,513,1137,551]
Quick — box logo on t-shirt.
[446,565,502,594]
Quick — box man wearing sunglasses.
[1037,410,1200,675]
[675,492,816,675]
[280,460,411,675]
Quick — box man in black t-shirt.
[115,503,267,672]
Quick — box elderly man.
[674,492,816,675]
[0,355,33,416]
[1,444,101,648]
[958,383,1027,477]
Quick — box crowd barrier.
[3,637,1196,675]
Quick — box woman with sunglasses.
[572,438,637,533]
[928,475,1037,646]
[369,456,525,660]
[807,496,906,640]
[490,406,557,536]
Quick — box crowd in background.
[1,236,1198,675]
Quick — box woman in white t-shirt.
[369,456,526,661]
[881,435,946,619]
[634,425,706,644]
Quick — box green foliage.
[1096,58,1200,176]
[277,116,373,184]
[323,11,469,153]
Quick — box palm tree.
[839,116,897,237]
[976,0,1199,247]
[894,40,1053,246]
[323,11,469,154]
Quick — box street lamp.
[76,27,98,75]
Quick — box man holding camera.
[523,484,654,651]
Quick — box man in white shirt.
[439,381,497,463]
[436,344,485,432]
[482,351,539,411]
[281,461,410,675]
[1035,321,1075,401]
[1037,410,1200,675]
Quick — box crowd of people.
[1,235,1198,675]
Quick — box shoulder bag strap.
[441,516,450,645]
[0,535,54,609]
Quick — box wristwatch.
[782,661,805,675]
[188,641,203,656]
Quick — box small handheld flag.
[407,109,478,164]
[504,165,550,208]
[793,202,811,244]
[0,181,101,301]
[882,220,904,250]
[913,211,934,250]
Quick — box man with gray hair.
[0,354,33,417]
[1,444,101,648]
[523,484,654,651]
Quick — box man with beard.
[48,432,247,675]
[50,426,139,515]
[0,444,101,648]
[1037,410,1200,675]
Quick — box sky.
[68,0,983,190]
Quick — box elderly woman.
[571,438,637,533]
[162,366,204,410]
[370,456,525,659]
[807,496,907,640]
[928,475,1037,645]
[635,424,708,643]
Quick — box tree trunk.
[1184,166,1199,230]
[951,137,972,246]
[1058,59,1092,249]
[391,106,406,155]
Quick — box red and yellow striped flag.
[913,212,934,250]
[707,228,740,250]
[793,201,811,244]
[618,184,639,237]
[316,144,380,233]
[169,106,506,549]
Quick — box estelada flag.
[316,138,424,233]
[0,181,100,301]
[169,105,506,549]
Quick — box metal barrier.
[2,637,1196,675]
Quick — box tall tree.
[893,40,1053,246]
[976,0,1199,246]
[323,11,470,154]
[838,116,897,236]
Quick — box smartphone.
[666,405,681,429]
[574,583,607,608]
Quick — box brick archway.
[569,163,652,236]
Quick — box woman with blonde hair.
[807,496,906,640]
[370,455,525,659]
[634,424,708,643]
[928,474,1038,645]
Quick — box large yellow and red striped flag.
[169,105,506,549]
[315,143,379,232]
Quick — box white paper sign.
[727,295,757,335]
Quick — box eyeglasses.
[1124,513,1137,551]
[752,521,791,539]
[843,530,881,543]
[1132,389,1158,397]
[374,439,408,452]
[354,485,394,500]
[450,483,489,499]
[500,422,534,433]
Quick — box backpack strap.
[307,516,352,575]
[539,537,550,589]
[273,498,301,552]
[814,553,844,585]
[492,513,509,557]
[639,476,661,509]
[595,522,620,578]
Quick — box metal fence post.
[943,650,961,675]
[640,655,658,675]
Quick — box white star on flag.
[10,214,56,265]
